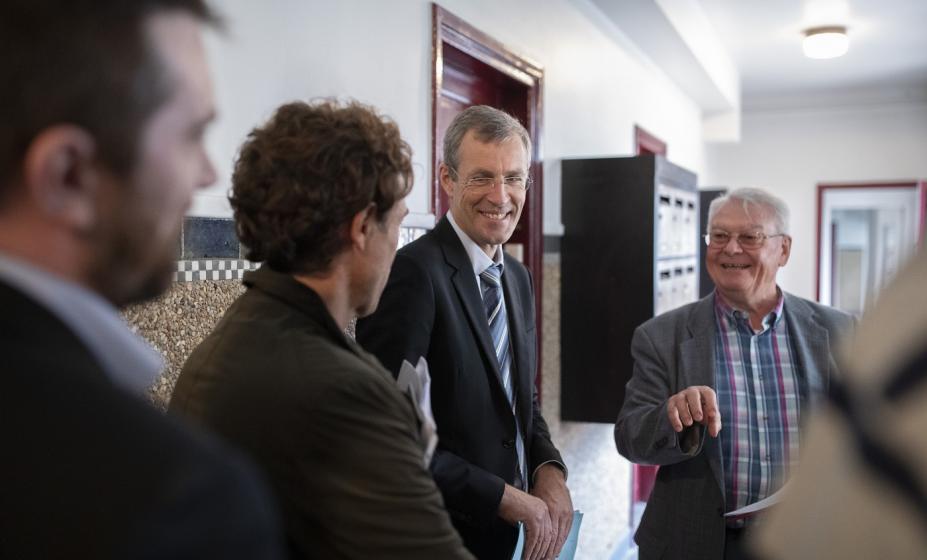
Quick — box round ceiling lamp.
[803,25,849,59]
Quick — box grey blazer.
[614,291,853,560]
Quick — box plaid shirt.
[713,291,803,526]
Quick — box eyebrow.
[710,223,766,230]
[466,167,527,177]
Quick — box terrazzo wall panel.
[125,279,244,409]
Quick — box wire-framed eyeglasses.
[449,168,532,192]
[704,230,787,249]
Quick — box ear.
[778,235,792,266]
[348,203,377,252]
[22,125,101,231]
[439,163,457,198]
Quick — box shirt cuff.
[532,460,569,485]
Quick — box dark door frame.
[634,124,667,156]
[432,4,544,220]
[432,3,547,398]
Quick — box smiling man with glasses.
[616,187,854,560]
[357,105,570,560]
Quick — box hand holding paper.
[511,511,583,560]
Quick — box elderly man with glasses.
[615,187,854,560]
[357,105,571,560]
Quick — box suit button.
[655,436,668,450]
[503,439,515,449]
[717,507,724,516]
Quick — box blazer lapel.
[435,219,506,395]
[783,293,830,415]
[682,295,725,494]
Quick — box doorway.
[432,4,545,394]
[817,181,926,314]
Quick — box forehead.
[456,130,529,172]
[144,12,214,120]
[711,199,777,230]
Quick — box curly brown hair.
[230,100,413,274]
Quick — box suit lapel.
[435,219,507,396]
[682,295,725,494]
[783,293,830,414]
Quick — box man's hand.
[667,385,722,437]
[531,464,573,558]
[498,484,554,560]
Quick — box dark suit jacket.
[0,280,283,560]
[615,291,854,560]
[170,267,472,560]
[356,217,564,560]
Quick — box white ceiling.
[698,0,927,110]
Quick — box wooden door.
[432,4,546,397]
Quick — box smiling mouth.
[479,210,511,221]
[721,264,750,270]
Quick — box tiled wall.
[130,221,428,407]
[127,226,631,559]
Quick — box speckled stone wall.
[123,280,244,409]
[125,256,632,558]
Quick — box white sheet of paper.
[724,484,787,518]
[397,357,438,467]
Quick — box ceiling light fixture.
[803,25,849,59]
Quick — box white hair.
[707,187,790,234]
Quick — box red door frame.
[815,180,927,302]
[635,124,667,157]
[432,3,546,399]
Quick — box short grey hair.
[707,187,790,234]
[442,105,531,174]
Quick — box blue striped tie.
[480,263,526,489]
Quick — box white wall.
[194,0,706,236]
[703,101,927,300]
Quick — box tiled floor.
[541,257,632,559]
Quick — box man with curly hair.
[170,100,473,560]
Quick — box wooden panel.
[635,124,667,156]
[561,155,698,423]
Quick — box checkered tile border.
[173,227,429,283]
[174,259,258,282]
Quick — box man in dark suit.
[170,100,473,559]
[0,1,283,558]
[356,105,572,560]
[615,188,854,560]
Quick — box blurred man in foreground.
[0,1,283,557]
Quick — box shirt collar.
[0,252,163,394]
[713,288,786,332]
[446,211,504,277]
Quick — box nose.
[199,148,218,190]
[485,178,512,205]
[722,235,744,255]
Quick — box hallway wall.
[194,0,707,236]
[704,101,927,299]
